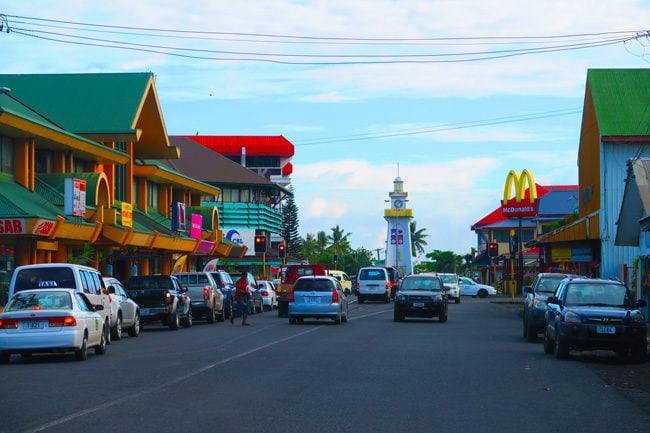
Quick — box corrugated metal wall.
[600,141,647,278]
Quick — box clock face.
[394,199,404,209]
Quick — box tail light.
[49,316,77,327]
[261,291,269,297]
[0,319,18,329]
[332,289,339,303]
[355,282,360,289]
[289,290,295,302]
[385,282,391,289]
[203,287,210,300]
[165,291,172,304]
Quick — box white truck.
[173,272,225,323]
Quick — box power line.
[292,108,582,146]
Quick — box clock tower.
[384,176,413,275]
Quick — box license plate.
[140,308,151,316]
[307,297,320,304]
[413,302,425,308]
[23,321,45,330]
[596,326,616,334]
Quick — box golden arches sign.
[501,169,538,217]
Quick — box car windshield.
[439,275,457,284]
[13,267,76,292]
[294,279,333,292]
[564,283,631,307]
[537,277,564,294]
[5,291,72,311]
[401,277,443,291]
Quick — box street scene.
[2,2,650,432]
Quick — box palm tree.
[410,220,428,257]
[298,233,319,262]
[316,231,329,255]
[327,225,352,256]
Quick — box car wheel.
[95,326,107,355]
[289,317,297,325]
[526,321,537,343]
[554,328,569,360]
[393,309,404,322]
[0,351,10,364]
[206,306,216,324]
[477,289,488,298]
[127,313,140,337]
[182,309,193,328]
[334,311,342,324]
[297,318,304,324]
[439,310,448,323]
[169,312,180,330]
[543,329,554,354]
[111,314,123,341]
[75,333,89,361]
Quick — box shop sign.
[0,218,26,234]
[32,219,55,236]
[501,169,538,217]
[64,178,86,217]
[190,214,203,239]
[121,203,133,228]
[171,202,186,232]
[571,247,593,262]
[551,247,572,262]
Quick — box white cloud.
[300,92,357,103]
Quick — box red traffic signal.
[254,235,267,253]
[278,243,286,258]
[488,242,499,257]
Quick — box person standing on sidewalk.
[232,273,251,326]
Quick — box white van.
[356,267,391,304]
[9,263,111,338]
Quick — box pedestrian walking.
[232,273,251,326]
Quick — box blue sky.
[2,1,650,260]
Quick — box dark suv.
[543,277,647,361]
[523,273,580,342]
[394,274,449,322]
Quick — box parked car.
[0,289,107,363]
[394,274,449,322]
[459,276,496,298]
[103,277,141,340]
[356,267,391,304]
[125,275,192,330]
[173,271,225,323]
[543,277,647,361]
[9,263,111,343]
[327,270,353,295]
[289,276,348,325]
[257,280,277,311]
[209,270,235,319]
[523,272,580,342]
[437,273,461,304]
[229,272,263,314]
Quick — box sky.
[2,1,650,261]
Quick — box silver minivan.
[356,267,391,304]
[9,263,111,340]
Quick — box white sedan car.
[0,289,107,363]
[459,277,496,298]
[256,280,277,311]
[103,277,141,340]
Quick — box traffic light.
[254,235,267,253]
[465,254,473,265]
[488,242,499,257]
[278,243,286,258]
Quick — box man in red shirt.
[232,273,251,326]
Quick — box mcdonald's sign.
[501,169,538,217]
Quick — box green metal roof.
[0,73,152,134]
[587,69,650,136]
[0,175,74,221]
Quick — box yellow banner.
[172,255,188,273]
[122,202,133,228]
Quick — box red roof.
[179,135,295,157]
[471,184,577,229]
[282,162,293,176]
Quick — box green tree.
[410,220,428,257]
[281,186,301,257]
[414,250,463,274]
[316,231,328,255]
[298,233,319,262]
[327,224,352,256]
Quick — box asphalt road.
[1,297,649,433]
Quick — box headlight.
[563,311,581,323]
[533,299,547,309]
[632,313,646,323]
[433,295,442,302]
[396,294,407,302]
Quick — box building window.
[222,188,240,202]
[114,142,128,202]
[35,150,53,174]
[240,188,250,203]
[0,136,15,174]
[148,182,159,210]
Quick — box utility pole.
[373,248,383,261]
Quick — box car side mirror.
[546,296,560,305]
[637,299,647,308]
[107,285,116,294]
[523,286,533,294]
[94,304,104,311]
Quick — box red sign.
[501,199,538,217]
[0,219,26,234]
[32,219,55,236]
